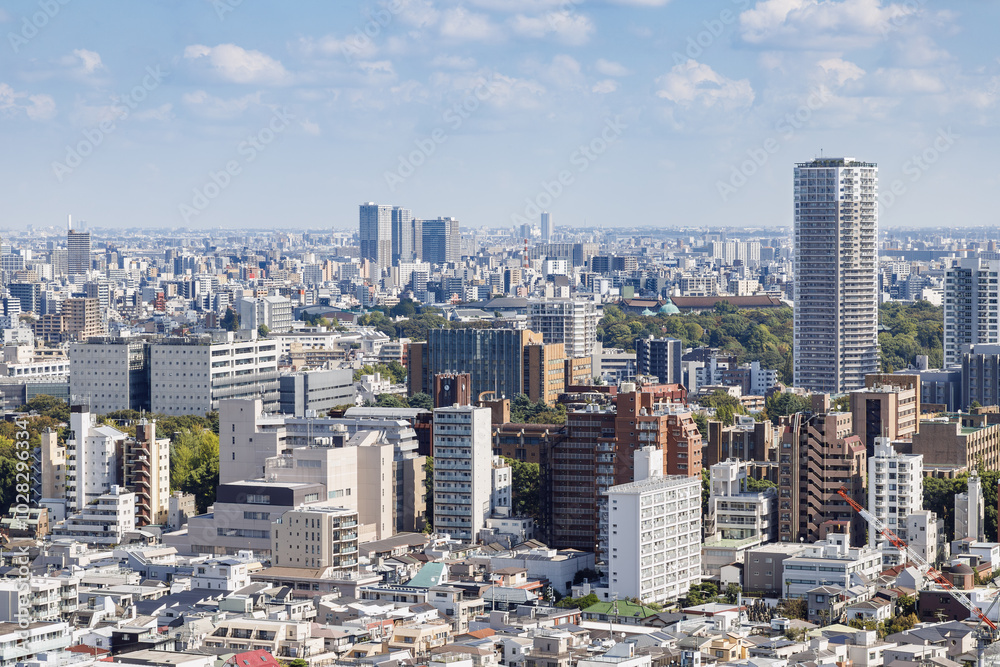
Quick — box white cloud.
[294,35,379,61]
[181,90,263,119]
[608,0,672,5]
[133,103,174,122]
[655,60,755,109]
[818,57,865,86]
[72,49,104,73]
[431,55,477,69]
[394,0,440,27]
[358,60,396,77]
[870,67,945,94]
[596,59,630,77]
[0,83,56,120]
[739,0,919,49]
[592,79,619,94]
[184,43,289,84]
[510,12,594,46]
[300,119,321,135]
[439,8,502,41]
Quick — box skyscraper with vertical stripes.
[793,157,879,393]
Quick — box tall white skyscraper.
[944,258,1000,367]
[793,157,879,393]
[540,212,551,243]
[359,203,393,275]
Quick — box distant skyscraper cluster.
[359,202,459,277]
[793,157,879,393]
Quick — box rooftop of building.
[608,474,699,495]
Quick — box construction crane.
[836,487,998,635]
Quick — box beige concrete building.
[850,374,920,450]
[63,297,103,341]
[271,505,359,574]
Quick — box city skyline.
[0,1,996,230]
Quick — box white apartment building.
[433,405,493,542]
[604,473,702,604]
[271,506,359,574]
[0,577,79,623]
[794,157,879,393]
[62,406,127,515]
[527,299,599,359]
[150,332,279,415]
[782,534,882,599]
[705,459,778,549]
[867,437,923,566]
[492,457,512,513]
[944,258,1000,366]
[0,621,72,667]
[51,485,135,545]
[191,553,255,591]
[956,469,985,542]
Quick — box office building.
[540,212,551,243]
[867,438,923,565]
[278,368,355,417]
[432,405,493,542]
[635,336,682,385]
[945,259,1000,367]
[360,202,393,274]
[67,228,91,276]
[420,217,460,266]
[149,332,279,415]
[962,344,1000,410]
[409,328,571,405]
[391,206,414,264]
[527,299,599,360]
[778,395,867,546]
[793,157,879,393]
[236,295,294,333]
[69,337,151,414]
[908,412,1000,472]
[218,399,427,534]
[8,282,41,315]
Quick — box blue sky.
[0,0,997,232]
